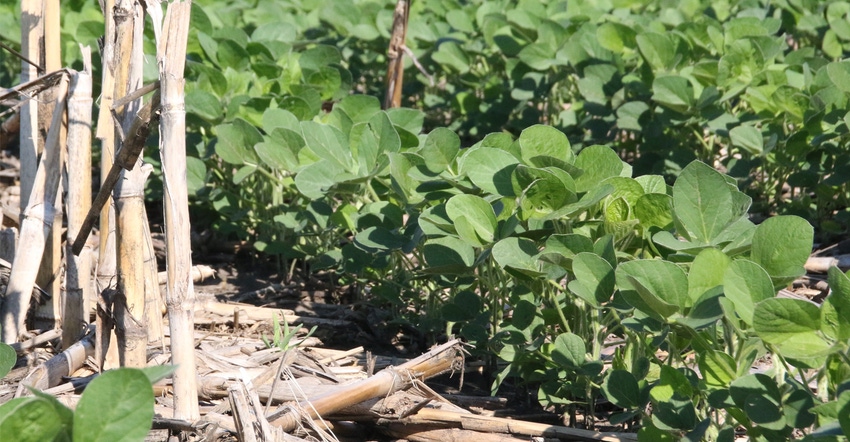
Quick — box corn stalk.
[95,0,119,369]
[112,0,150,368]
[0,75,68,343]
[151,0,199,420]
[36,0,64,330]
[63,48,93,349]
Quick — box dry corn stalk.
[0,74,68,343]
[18,0,42,211]
[36,0,64,332]
[153,0,199,420]
[63,48,94,348]
[383,0,410,109]
[112,0,152,368]
[270,339,464,432]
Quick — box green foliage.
[0,343,14,379]
[0,367,169,442]
[3,0,850,438]
[262,314,317,351]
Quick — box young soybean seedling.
[262,313,317,351]
[261,314,319,414]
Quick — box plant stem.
[547,279,572,333]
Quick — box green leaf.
[354,226,407,253]
[729,125,763,155]
[654,365,696,402]
[139,365,176,385]
[418,204,455,237]
[301,121,355,172]
[839,390,850,437]
[432,41,470,73]
[617,101,650,131]
[446,9,475,33]
[723,259,774,325]
[492,237,544,279]
[197,31,219,65]
[825,267,850,341]
[745,394,785,431]
[574,145,623,193]
[652,75,694,112]
[252,22,296,42]
[637,421,678,442]
[350,114,399,176]
[567,252,615,307]
[827,61,850,94]
[677,288,724,330]
[544,183,613,220]
[673,161,738,245]
[729,374,784,430]
[540,234,594,269]
[215,119,262,165]
[750,216,812,288]
[29,389,73,431]
[446,195,497,246]
[190,3,212,34]
[602,370,642,409]
[357,201,404,231]
[420,128,460,174]
[0,397,68,442]
[299,45,342,71]
[698,350,737,389]
[637,32,676,70]
[256,128,304,171]
[688,248,730,303]
[635,194,673,229]
[753,298,831,360]
[597,23,637,53]
[294,160,344,199]
[386,152,424,204]
[552,332,586,369]
[335,95,382,124]
[459,147,519,196]
[386,107,425,135]
[617,259,689,318]
[280,96,314,121]
[650,390,697,431]
[512,166,574,219]
[636,175,667,195]
[827,2,850,40]
[233,164,257,184]
[442,290,482,321]
[187,60,227,96]
[518,125,574,168]
[216,39,250,70]
[185,90,222,122]
[262,108,300,133]
[73,369,154,442]
[784,388,816,429]
[518,43,556,70]
[0,343,14,378]
[603,177,645,210]
[423,237,474,272]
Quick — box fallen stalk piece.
[0,69,68,107]
[378,425,533,442]
[378,408,638,442]
[194,298,353,328]
[805,255,850,273]
[269,339,464,432]
[17,325,95,395]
